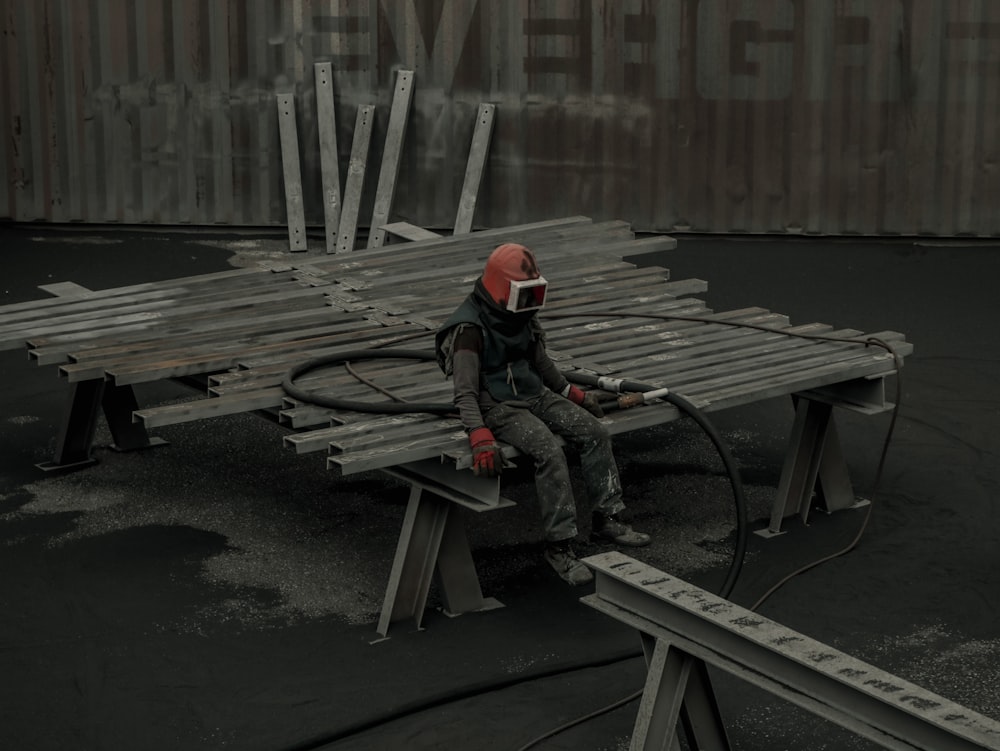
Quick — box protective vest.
[435,289,545,402]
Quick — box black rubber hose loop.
[281,348,454,414]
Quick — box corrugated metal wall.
[2,0,998,236]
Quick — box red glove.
[566,385,604,418]
[469,427,503,477]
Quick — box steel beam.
[367,70,414,249]
[275,93,308,252]
[314,62,342,254]
[454,103,495,235]
[582,552,1000,751]
[337,105,375,252]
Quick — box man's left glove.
[565,384,604,418]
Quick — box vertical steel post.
[314,62,342,253]
[276,92,308,252]
[367,70,414,248]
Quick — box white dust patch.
[1,414,403,630]
[857,623,1000,720]
[6,415,40,425]
[500,652,560,675]
[187,237,307,269]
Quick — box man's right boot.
[543,541,594,586]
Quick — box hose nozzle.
[616,387,670,410]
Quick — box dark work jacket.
[435,285,569,429]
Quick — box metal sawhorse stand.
[761,377,896,537]
[374,458,510,639]
[29,282,167,472]
[582,551,1000,751]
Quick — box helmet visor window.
[507,277,548,313]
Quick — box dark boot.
[543,540,594,586]
[591,511,651,547]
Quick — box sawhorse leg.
[102,381,168,453]
[376,484,502,639]
[632,634,731,751]
[759,396,862,537]
[37,379,166,472]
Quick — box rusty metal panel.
[1,0,998,236]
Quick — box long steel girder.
[581,552,1000,751]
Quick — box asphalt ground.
[0,224,997,750]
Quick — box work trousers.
[483,390,625,543]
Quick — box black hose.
[281,348,453,414]
[279,647,643,751]
[562,371,748,600]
